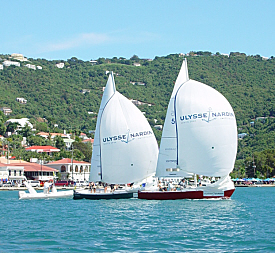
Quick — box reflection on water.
[0,188,274,252]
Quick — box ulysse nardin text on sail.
[179,112,234,121]
[103,130,153,143]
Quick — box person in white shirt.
[43,181,52,194]
[168,181,174,191]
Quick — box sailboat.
[73,72,158,200]
[138,59,238,200]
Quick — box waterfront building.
[0,158,58,184]
[47,158,90,182]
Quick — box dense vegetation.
[0,52,275,178]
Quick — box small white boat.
[19,181,73,200]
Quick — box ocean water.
[0,187,274,252]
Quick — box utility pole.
[7,141,10,164]
[71,145,74,182]
[40,152,44,182]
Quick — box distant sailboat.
[138,59,238,200]
[74,72,158,200]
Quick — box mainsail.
[90,72,158,184]
[89,73,116,182]
[156,59,190,177]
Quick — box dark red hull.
[138,189,235,200]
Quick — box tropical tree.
[55,135,65,149]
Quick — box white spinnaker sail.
[156,59,190,177]
[89,73,116,182]
[100,91,158,184]
[175,80,238,177]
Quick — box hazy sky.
[1,0,274,60]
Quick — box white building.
[89,60,97,65]
[5,118,34,131]
[0,162,25,185]
[55,63,65,68]
[0,65,3,70]
[47,158,90,182]
[63,139,75,150]
[3,60,20,67]
[0,158,57,184]
[37,66,43,70]
[0,107,12,116]
[11,53,27,61]
[25,64,36,70]
[16,97,27,104]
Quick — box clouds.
[42,33,110,52]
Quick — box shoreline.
[1,185,275,191]
[0,186,78,191]
[235,184,275,187]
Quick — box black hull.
[73,191,133,200]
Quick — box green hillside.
[1,52,275,177]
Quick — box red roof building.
[82,138,94,144]
[0,160,58,183]
[25,145,60,154]
[37,132,67,139]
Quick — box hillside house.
[82,139,94,146]
[36,132,68,140]
[0,65,3,70]
[16,97,27,104]
[130,82,146,86]
[55,63,64,68]
[25,64,36,70]
[5,118,33,132]
[25,145,60,155]
[3,60,20,67]
[130,99,152,106]
[0,107,12,116]
[11,53,27,61]
[63,138,75,150]
[89,60,97,65]
[81,89,90,94]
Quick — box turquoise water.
[0,187,274,252]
